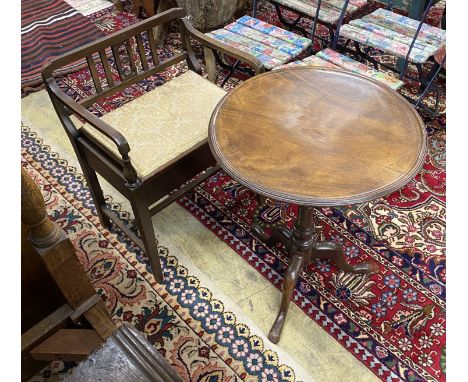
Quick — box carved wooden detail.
[21,168,62,248]
[21,168,116,340]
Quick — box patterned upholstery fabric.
[316,48,404,90]
[364,8,445,46]
[340,8,446,64]
[274,48,404,90]
[273,55,338,70]
[237,16,311,49]
[80,71,226,179]
[207,15,312,70]
[272,0,368,24]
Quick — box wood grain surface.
[209,67,427,206]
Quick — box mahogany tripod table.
[208,67,427,344]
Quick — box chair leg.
[130,193,164,283]
[273,3,309,37]
[132,0,140,17]
[204,46,218,83]
[353,41,365,63]
[415,60,444,116]
[152,0,173,47]
[256,193,267,206]
[327,25,335,48]
[415,63,426,92]
[141,0,155,16]
[221,60,240,87]
[77,158,110,229]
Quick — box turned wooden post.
[203,46,217,83]
[21,168,116,340]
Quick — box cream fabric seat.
[80,70,226,179]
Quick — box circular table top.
[208,67,427,207]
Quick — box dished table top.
[208,67,427,207]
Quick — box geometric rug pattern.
[22,122,305,382]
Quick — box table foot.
[251,223,292,249]
[267,254,304,344]
[312,241,376,274]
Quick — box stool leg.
[132,0,141,16]
[267,206,315,343]
[152,0,173,47]
[130,195,164,283]
[142,0,155,16]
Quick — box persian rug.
[21,122,308,382]
[179,120,446,382]
[21,0,106,94]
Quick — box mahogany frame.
[41,8,246,282]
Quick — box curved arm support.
[45,79,131,158]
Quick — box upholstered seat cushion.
[272,0,368,24]
[340,8,446,64]
[79,71,226,179]
[316,48,404,90]
[206,15,312,70]
[274,48,404,90]
[273,54,337,70]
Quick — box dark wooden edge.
[142,141,217,205]
[30,329,103,362]
[114,323,184,382]
[21,304,74,353]
[208,67,428,207]
[69,295,100,323]
[180,17,265,75]
[75,136,132,195]
[46,80,131,156]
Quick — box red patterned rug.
[177,5,447,380]
[179,116,446,382]
[22,122,303,382]
[21,0,106,94]
[31,3,446,381]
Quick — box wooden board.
[31,329,103,361]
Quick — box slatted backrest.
[42,8,193,109]
[41,8,196,187]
